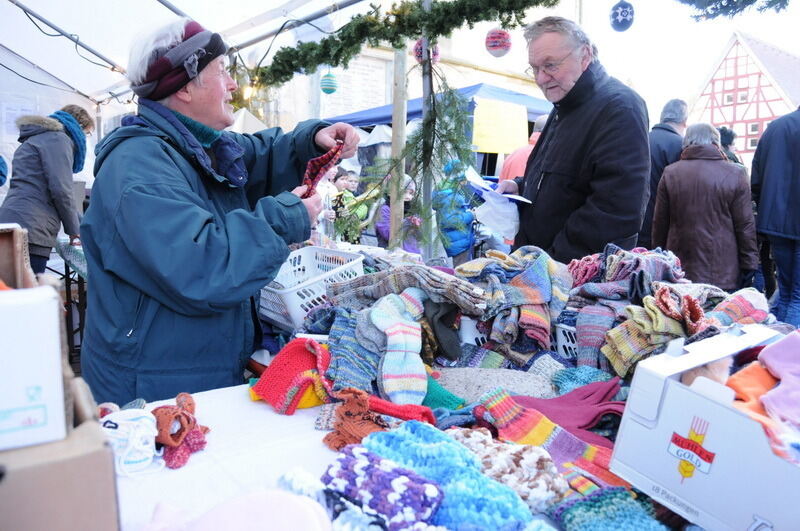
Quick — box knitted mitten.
[370,288,429,404]
[479,388,627,494]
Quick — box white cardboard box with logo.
[611,324,800,530]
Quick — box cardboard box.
[0,377,119,531]
[611,324,800,530]
[0,223,37,289]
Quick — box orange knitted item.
[151,392,209,448]
[726,361,786,457]
[253,338,333,415]
[323,388,388,451]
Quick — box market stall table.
[116,384,332,531]
[55,237,87,367]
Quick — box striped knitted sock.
[479,388,625,493]
[371,288,429,404]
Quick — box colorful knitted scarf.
[49,110,86,173]
[302,143,343,198]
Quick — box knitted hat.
[131,21,227,101]
[435,368,556,403]
[362,421,534,529]
[253,338,333,415]
[321,444,444,528]
[446,426,569,513]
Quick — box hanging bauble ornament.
[610,1,634,32]
[413,38,440,64]
[485,28,512,58]
[320,72,337,94]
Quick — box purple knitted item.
[602,243,685,283]
[572,281,630,371]
[321,444,444,529]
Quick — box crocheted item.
[371,288,429,404]
[479,388,627,494]
[321,444,444,529]
[162,427,207,469]
[446,426,570,512]
[326,307,382,392]
[323,388,389,451]
[362,420,534,529]
[151,392,209,448]
[549,487,667,531]
[253,338,333,415]
[434,368,556,404]
[302,143,343,198]
[422,373,466,411]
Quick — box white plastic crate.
[553,323,577,359]
[459,316,488,347]
[259,246,364,331]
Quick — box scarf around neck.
[49,110,86,173]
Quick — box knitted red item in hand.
[252,338,333,415]
[302,143,343,198]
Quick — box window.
[749,122,760,134]
[738,91,748,103]
[749,138,759,149]
[724,93,734,104]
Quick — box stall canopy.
[326,83,552,154]
[325,83,553,126]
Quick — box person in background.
[0,155,7,187]
[0,104,94,273]
[496,16,649,262]
[80,18,358,404]
[751,106,800,326]
[497,114,548,182]
[376,174,420,254]
[718,126,742,164]
[638,98,687,249]
[316,164,339,237]
[332,170,375,243]
[652,123,758,292]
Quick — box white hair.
[127,18,189,86]
[524,16,598,61]
[683,123,721,148]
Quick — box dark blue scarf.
[49,110,86,173]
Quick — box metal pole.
[389,47,407,248]
[420,0,434,262]
[228,0,364,54]
[8,0,126,74]
[154,0,190,18]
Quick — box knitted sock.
[706,288,769,326]
[371,289,428,404]
[549,487,667,531]
[479,388,626,492]
[422,373,466,410]
[325,307,382,392]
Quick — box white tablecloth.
[117,385,333,531]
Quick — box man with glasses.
[496,17,649,262]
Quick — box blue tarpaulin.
[325,83,552,126]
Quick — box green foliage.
[254,0,558,88]
[675,0,789,18]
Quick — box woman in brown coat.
[652,123,758,291]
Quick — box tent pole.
[228,0,364,55]
[388,47,407,248]
[8,0,126,74]
[419,0,434,262]
[154,0,190,18]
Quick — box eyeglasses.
[525,48,579,79]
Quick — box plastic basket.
[459,316,488,347]
[259,246,364,331]
[553,323,578,359]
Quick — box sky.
[572,0,800,123]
